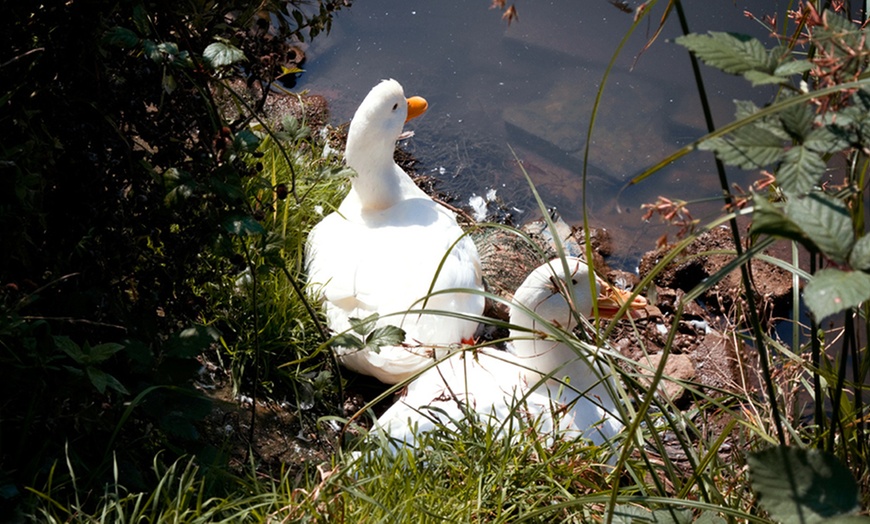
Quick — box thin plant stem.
[828,311,853,454]
[811,253,825,443]
[850,310,864,458]
[674,0,787,446]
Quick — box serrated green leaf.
[773,59,813,77]
[749,445,860,523]
[102,371,129,395]
[348,314,379,336]
[165,184,193,205]
[676,32,771,74]
[330,333,365,350]
[609,504,652,523]
[86,367,109,394]
[203,41,246,69]
[778,146,826,196]
[365,325,406,349]
[103,27,140,49]
[751,197,811,245]
[223,215,265,236]
[785,192,854,262]
[55,336,85,363]
[778,102,815,141]
[849,233,870,270]
[233,129,261,153]
[743,70,787,86]
[694,513,727,524]
[88,342,124,364]
[804,126,848,154]
[804,268,870,321]
[143,40,160,62]
[699,125,785,169]
[733,99,761,120]
[157,42,180,58]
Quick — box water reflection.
[296,1,797,264]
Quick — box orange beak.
[596,283,648,319]
[406,96,428,122]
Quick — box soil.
[199,86,795,476]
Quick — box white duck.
[374,257,647,450]
[306,79,484,384]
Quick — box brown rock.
[690,329,748,393]
[639,352,695,403]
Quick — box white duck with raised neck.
[375,256,647,450]
[306,79,484,384]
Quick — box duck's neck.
[512,336,577,380]
[345,129,407,212]
[512,337,611,401]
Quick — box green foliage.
[674,6,870,516]
[55,337,129,395]
[0,0,348,516]
[748,446,863,523]
[331,313,407,355]
[678,10,870,322]
[676,32,811,86]
[202,40,247,70]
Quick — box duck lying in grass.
[306,79,484,384]
[374,257,647,451]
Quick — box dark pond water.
[295,1,799,266]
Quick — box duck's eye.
[571,278,579,285]
[392,103,399,111]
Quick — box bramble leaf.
[699,125,785,169]
[803,126,847,154]
[848,233,870,270]
[743,70,788,86]
[104,27,140,48]
[203,41,246,69]
[750,197,809,245]
[55,336,85,363]
[804,268,870,321]
[86,367,129,395]
[773,59,813,77]
[88,343,124,364]
[349,314,378,337]
[749,445,860,523]
[676,32,772,75]
[777,146,826,196]
[330,333,365,350]
[785,192,854,263]
[365,325,406,350]
[778,102,815,141]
